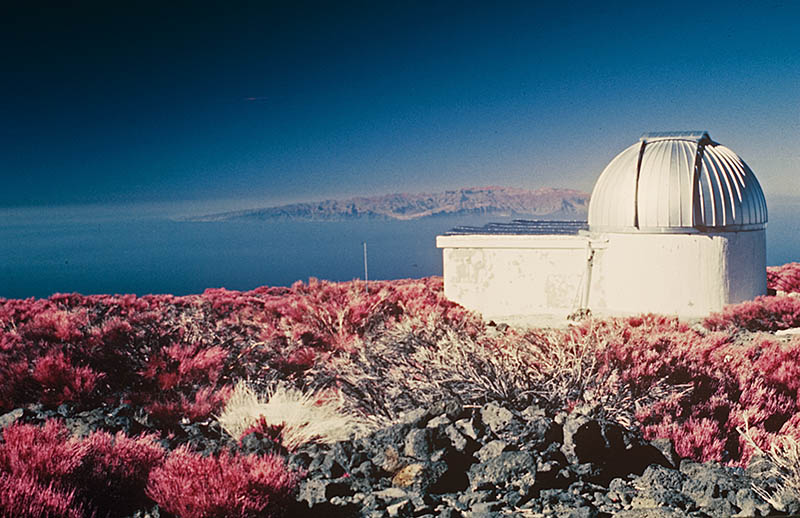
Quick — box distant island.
[190,186,589,222]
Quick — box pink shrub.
[768,262,800,293]
[147,447,299,518]
[580,313,800,465]
[0,360,29,412]
[673,417,727,462]
[9,268,800,472]
[704,295,800,332]
[78,431,166,517]
[167,343,228,386]
[92,316,133,346]
[0,473,88,518]
[145,385,232,424]
[0,420,167,517]
[0,421,86,485]
[24,307,88,343]
[32,351,103,407]
[0,275,464,412]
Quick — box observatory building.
[436,131,768,321]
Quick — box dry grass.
[309,317,674,427]
[739,421,800,511]
[216,381,367,450]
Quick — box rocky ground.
[285,401,789,518]
[2,400,793,518]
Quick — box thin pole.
[362,241,369,294]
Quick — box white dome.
[588,131,767,232]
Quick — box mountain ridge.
[190,186,590,222]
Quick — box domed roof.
[588,131,767,232]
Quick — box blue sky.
[2,1,798,210]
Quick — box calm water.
[0,205,502,299]
[1,199,798,299]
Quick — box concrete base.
[437,229,766,322]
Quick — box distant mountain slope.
[192,187,589,222]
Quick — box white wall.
[438,229,766,322]
[588,230,766,318]
[725,229,767,304]
[436,235,588,320]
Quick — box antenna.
[362,241,369,294]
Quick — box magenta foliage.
[703,295,800,332]
[0,473,89,518]
[768,262,800,293]
[78,430,166,517]
[0,276,470,416]
[147,447,299,518]
[32,350,103,407]
[5,265,800,472]
[0,420,85,486]
[574,314,800,465]
[0,420,166,517]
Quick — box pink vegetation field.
[2,263,800,517]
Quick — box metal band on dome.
[633,140,647,229]
[691,137,708,227]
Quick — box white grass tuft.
[217,381,366,450]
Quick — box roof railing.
[639,130,710,143]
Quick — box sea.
[1,198,798,299]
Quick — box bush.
[6,265,800,484]
[0,277,460,413]
[586,316,800,465]
[0,420,166,517]
[147,447,299,518]
[32,350,103,407]
[314,316,666,427]
[704,295,800,332]
[0,420,85,486]
[0,473,88,518]
[768,262,800,293]
[78,431,166,517]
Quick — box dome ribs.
[588,131,767,233]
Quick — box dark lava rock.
[404,428,434,460]
[678,460,750,508]
[392,461,450,493]
[121,504,162,518]
[649,437,680,468]
[560,412,672,482]
[479,402,514,434]
[290,402,782,518]
[454,415,484,441]
[17,402,160,439]
[474,440,508,462]
[561,413,634,466]
[638,464,686,492]
[437,509,463,518]
[611,509,686,518]
[467,451,536,490]
[239,429,283,456]
[298,478,355,506]
[442,424,474,453]
[629,487,696,511]
[562,506,599,518]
